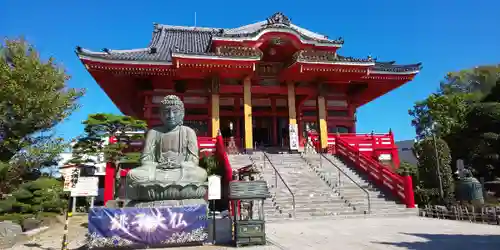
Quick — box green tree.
[409,93,473,139]
[0,38,83,193]
[0,137,69,193]
[70,113,147,164]
[441,65,500,96]
[414,138,455,204]
[409,65,500,140]
[460,80,500,181]
[396,161,419,181]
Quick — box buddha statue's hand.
[157,161,182,170]
[157,154,182,170]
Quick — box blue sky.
[1,0,499,141]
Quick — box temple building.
[76,12,421,152]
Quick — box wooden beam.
[211,77,220,137]
[317,95,328,150]
[243,76,253,151]
[287,82,297,125]
[211,94,220,138]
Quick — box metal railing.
[305,139,371,214]
[262,152,296,218]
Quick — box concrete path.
[10,216,500,250]
[266,217,500,250]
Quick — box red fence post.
[104,136,117,205]
[389,129,400,168]
[403,175,416,208]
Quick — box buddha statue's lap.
[125,95,208,207]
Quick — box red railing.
[307,132,415,208]
[198,137,216,153]
[308,132,400,168]
[213,135,235,215]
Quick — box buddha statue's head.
[160,95,185,130]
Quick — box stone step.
[261,153,416,222]
[271,198,348,205]
[266,210,418,222]
[272,201,354,209]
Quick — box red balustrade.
[306,132,415,208]
[213,135,236,215]
[198,136,216,154]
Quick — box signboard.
[289,123,299,150]
[61,167,79,192]
[207,175,221,200]
[71,177,99,197]
[88,205,208,248]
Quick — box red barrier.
[335,138,415,208]
[104,136,117,205]
[306,132,414,208]
[307,132,400,168]
[214,134,236,216]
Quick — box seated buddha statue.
[125,95,207,207]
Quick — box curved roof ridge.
[224,21,267,34]
[156,24,221,32]
[290,24,328,40]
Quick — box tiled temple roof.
[293,50,421,72]
[76,12,421,74]
[76,26,218,63]
[373,62,422,73]
[76,12,342,63]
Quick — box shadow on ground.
[23,243,56,250]
[374,233,500,250]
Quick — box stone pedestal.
[126,199,207,208]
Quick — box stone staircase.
[301,153,417,217]
[251,152,362,221]
[227,154,254,171]
[227,150,416,222]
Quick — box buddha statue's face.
[159,95,184,130]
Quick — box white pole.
[71,197,76,213]
[194,12,197,27]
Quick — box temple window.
[337,126,350,133]
[184,120,208,136]
[224,78,240,85]
[302,110,317,117]
[253,107,272,112]
[185,108,209,116]
[220,106,235,111]
[259,79,279,86]
[327,110,349,117]
[328,126,349,133]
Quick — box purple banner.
[87,205,208,248]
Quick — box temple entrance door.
[277,117,289,148]
[252,116,288,148]
[253,117,272,147]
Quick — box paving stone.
[9,216,500,249]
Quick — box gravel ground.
[9,216,500,250]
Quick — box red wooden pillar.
[208,93,212,138]
[104,136,117,205]
[389,129,400,167]
[235,97,241,147]
[349,105,356,133]
[403,175,416,208]
[296,99,302,147]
